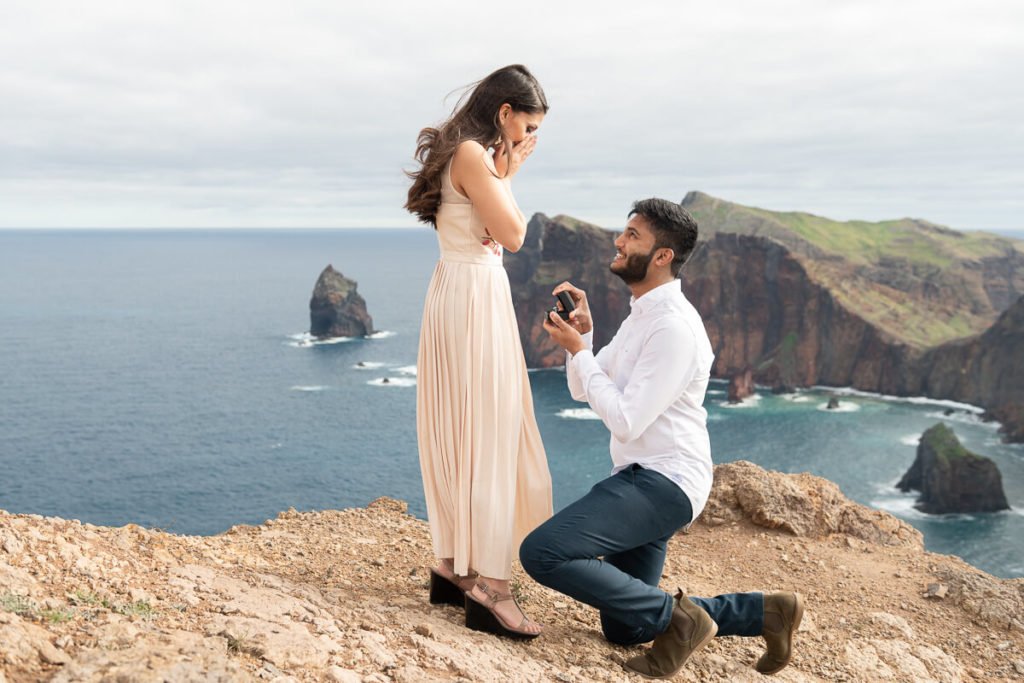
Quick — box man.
[519,198,803,678]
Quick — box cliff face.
[506,208,1024,441]
[309,265,374,338]
[2,462,1022,682]
[680,191,1024,349]
[505,214,628,368]
[897,423,1011,513]
[913,296,1024,441]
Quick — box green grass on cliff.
[679,191,1023,348]
[921,423,982,463]
[686,193,1013,268]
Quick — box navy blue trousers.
[520,464,764,645]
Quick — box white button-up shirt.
[566,279,715,519]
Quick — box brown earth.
[2,461,1023,682]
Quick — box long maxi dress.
[416,160,553,580]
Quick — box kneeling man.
[521,198,803,678]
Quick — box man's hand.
[553,281,593,335]
[543,309,587,356]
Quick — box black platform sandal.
[428,568,477,607]
[465,581,542,640]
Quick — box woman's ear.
[499,103,511,123]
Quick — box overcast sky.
[1,0,1022,231]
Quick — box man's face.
[610,215,658,284]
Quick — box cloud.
[1,0,1022,230]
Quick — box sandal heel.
[465,593,502,634]
[429,570,465,607]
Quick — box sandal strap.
[475,581,514,605]
[472,582,540,634]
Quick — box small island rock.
[309,265,374,339]
[897,423,1011,514]
[727,368,755,403]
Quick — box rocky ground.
[2,461,1023,683]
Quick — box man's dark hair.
[628,198,699,277]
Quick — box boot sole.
[759,592,804,675]
[626,618,719,680]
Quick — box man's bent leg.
[520,466,693,640]
[600,534,672,645]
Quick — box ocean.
[1,229,1022,579]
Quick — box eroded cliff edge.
[2,462,1022,682]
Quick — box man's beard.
[610,248,655,284]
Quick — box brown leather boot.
[755,592,804,675]
[623,589,717,679]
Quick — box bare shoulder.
[451,141,497,196]
[452,140,496,175]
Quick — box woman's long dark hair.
[405,64,548,227]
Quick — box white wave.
[290,385,329,392]
[871,496,929,520]
[812,385,984,414]
[900,434,921,446]
[816,400,861,413]
[557,408,601,420]
[395,365,418,376]
[366,330,396,339]
[352,361,387,370]
[719,394,762,409]
[367,377,416,388]
[705,389,726,396]
[286,332,354,347]
[922,410,998,429]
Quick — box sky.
[1,0,1022,231]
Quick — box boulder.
[897,423,1011,513]
[309,265,373,339]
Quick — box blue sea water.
[1,229,1022,578]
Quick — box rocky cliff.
[309,265,374,339]
[505,199,1024,441]
[505,214,630,368]
[913,296,1024,441]
[2,462,1022,682]
[897,423,1011,513]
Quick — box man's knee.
[519,526,558,580]
[601,614,655,646]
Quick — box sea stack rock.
[309,265,374,338]
[827,396,841,410]
[896,423,1011,514]
[727,368,755,403]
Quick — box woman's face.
[499,106,544,144]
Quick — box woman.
[405,64,553,639]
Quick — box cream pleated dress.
[417,160,553,580]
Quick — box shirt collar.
[629,279,682,315]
